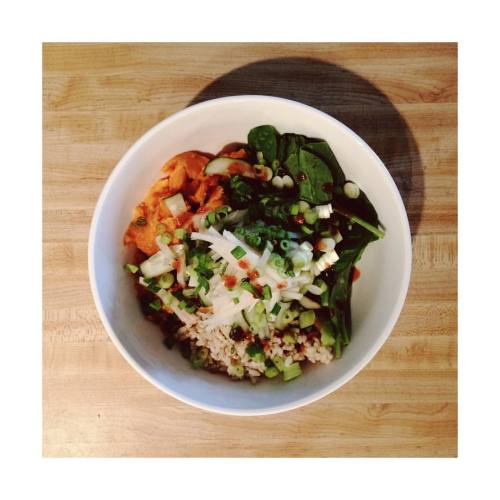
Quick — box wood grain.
[43,43,457,457]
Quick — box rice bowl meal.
[123,125,385,383]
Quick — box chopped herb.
[270,303,281,316]
[149,299,162,311]
[231,246,247,259]
[123,263,139,274]
[262,284,272,300]
[174,228,186,240]
[246,342,265,362]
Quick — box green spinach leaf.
[302,141,345,194]
[248,125,279,163]
[285,148,333,204]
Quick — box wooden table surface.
[43,43,457,457]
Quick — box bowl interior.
[89,96,411,415]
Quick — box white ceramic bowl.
[89,95,411,415]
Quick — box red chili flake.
[262,340,270,351]
[247,269,260,281]
[352,266,361,282]
[294,214,305,224]
[277,282,287,290]
[223,275,237,288]
[238,259,250,270]
[297,172,307,182]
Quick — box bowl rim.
[88,95,412,416]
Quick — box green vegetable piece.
[149,299,162,311]
[289,203,299,216]
[268,253,285,270]
[123,263,139,274]
[285,149,333,204]
[160,232,172,244]
[299,310,316,329]
[190,347,209,369]
[248,125,279,163]
[300,224,314,235]
[262,285,272,300]
[174,228,187,240]
[270,303,281,316]
[255,301,266,314]
[272,356,285,372]
[302,141,345,191]
[231,246,247,259]
[232,297,240,304]
[158,272,174,289]
[240,279,257,296]
[228,364,245,379]
[304,208,318,225]
[279,240,291,252]
[283,362,302,381]
[265,366,280,379]
[182,288,197,298]
[246,343,265,362]
[185,304,197,314]
[283,333,296,345]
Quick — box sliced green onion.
[335,337,342,358]
[320,291,329,307]
[185,304,198,314]
[314,278,328,293]
[298,201,310,213]
[149,299,162,311]
[123,263,139,274]
[300,224,314,235]
[270,303,281,316]
[178,300,187,310]
[206,212,217,226]
[283,362,302,381]
[257,151,265,165]
[289,203,300,216]
[262,285,272,300]
[158,272,174,289]
[304,208,318,225]
[268,253,285,270]
[265,366,280,378]
[271,159,280,170]
[231,246,247,259]
[255,301,266,314]
[283,333,296,345]
[174,228,187,240]
[240,279,257,296]
[299,310,316,328]
[160,232,172,245]
[182,288,197,298]
[232,297,240,304]
[279,240,291,252]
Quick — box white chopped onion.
[140,250,174,278]
[315,203,333,219]
[281,290,303,301]
[307,284,324,295]
[299,296,321,309]
[171,244,186,286]
[317,237,336,252]
[163,193,187,217]
[155,235,175,259]
[312,249,340,276]
[300,241,313,252]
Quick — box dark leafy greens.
[246,124,385,351]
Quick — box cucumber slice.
[242,302,269,338]
[205,157,255,177]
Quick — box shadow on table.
[188,57,423,236]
